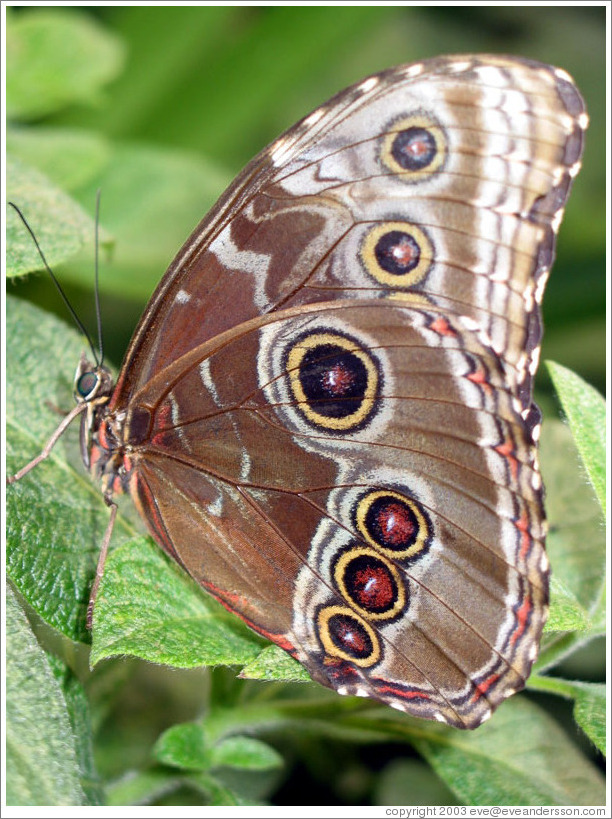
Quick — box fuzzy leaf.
[6,7,125,119]
[90,538,264,668]
[6,296,133,642]
[5,585,87,806]
[209,736,283,772]
[539,420,605,613]
[239,645,311,683]
[412,696,605,806]
[546,576,591,632]
[527,676,606,755]
[6,154,98,278]
[153,723,210,771]
[7,125,112,192]
[547,361,606,515]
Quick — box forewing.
[113,55,585,423]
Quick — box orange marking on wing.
[515,510,532,560]
[374,683,431,701]
[510,595,532,646]
[98,420,111,450]
[495,436,519,481]
[467,366,493,395]
[471,673,501,702]
[429,316,457,337]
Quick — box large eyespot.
[359,221,434,287]
[355,489,432,561]
[333,547,406,621]
[317,605,381,667]
[285,331,381,432]
[380,114,447,181]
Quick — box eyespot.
[334,546,406,621]
[359,222,434,287]
[317,605,381,667]
[285,331,381,432]
[355,489,432,561]
[380,114,447,181]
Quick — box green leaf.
[7,135,229,298]
[546,576,591,632]
[375,759,458,806]
[239,645,311,683]
[153,725,282,773]
[572,682,606,754]
[106,769,182,807]
[185,772,253,806]
[6,7,125,120]
[90,538,264,668]
[534,420,605,675]
[412,696,605,806]
[6,296,133,642]
[5,584,87,806]
[6,154,99,278]
[65,142,230,298]
[547,361,606,515]
[48,656,104,805]
[539,419,605,613]
[154,723,210,771]
[209,736,283,772]
[527,677,606,755]
[8,125,112,192]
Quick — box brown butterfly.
[8,55,587,728]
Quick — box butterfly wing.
[124,299,546,728]
[93,55,586,727]
[114,55,586,424]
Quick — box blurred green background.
[6,4,606,807]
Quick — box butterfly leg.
[86,499,118,630]
[7,401,87,484]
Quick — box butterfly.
[7,55,587,729]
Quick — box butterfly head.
[74,353,115,471]
[74,353,113,405]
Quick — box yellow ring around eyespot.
[380,115,446,180]
[355,489,431,560]
[334,546,405,621]
[359,221,434,288]
[318,605,381,668]
[286,332,379,431]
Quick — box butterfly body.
[14,55,587,729]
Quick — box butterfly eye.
[76,371,100,400]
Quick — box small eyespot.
[355,489,432,561]
[317,605,381,667]
[380,113,447,181]
[360,222,434,287]
[333,547,407,621]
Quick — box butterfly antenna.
[93,190,105,366]
[9,201,101,366]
